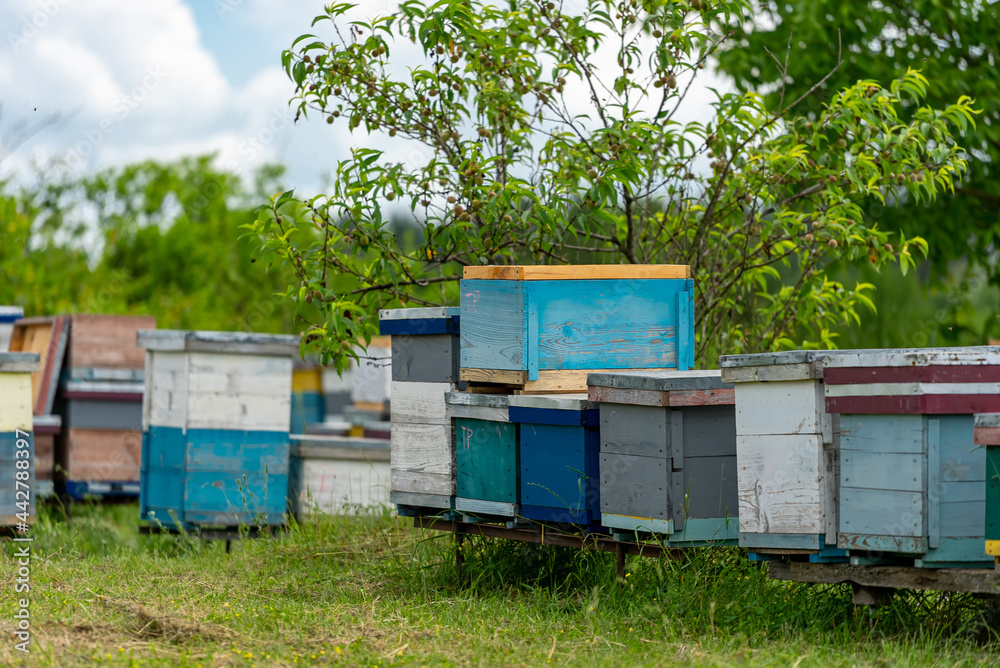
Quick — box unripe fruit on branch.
[828,239,838,248]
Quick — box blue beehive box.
[137,330,299,530]
[460,265,694,392]
[508,394,601,527]
[823,347,1000,568]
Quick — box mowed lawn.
[1,504,998,667]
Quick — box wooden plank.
[838,533,928,554]
[599,403,668,458]
[390,381,454,425]
[447,403,510,423]
[975,426,1000,446]
[586,385,734,407]
[917,536,991,567]
[840,414,926,454]
[826,365,1000,385]
[460,279,525,372]
[390,422,454,475]
[137,329,299,355]
[822,347,1000,369]
[389,490,453,509]
[290,457,390,515]
[737,434,826,535]
[508,393,591,411]
[827,394,1000,415]
[840,487,924,538]
[767,560,1000,594]
[9,317,69,415]
[186,392,292,432]
[588,369,731,392]
[0,353,40,373]
[0,306,24,352]
[454,497,518,516]
[841,450,923,492]
[600,453,670,519]
[735,380,827,437]
[391,470,454,496]
[740,532,825,551]
[64,428,142,482]
[721,363,820,383]
[0,374,33,431]
[34,432,54,481]
[463,367,667,393]
[379,306,460,321]
[391,334,459,384]
[67,315,156,369]
[462,264,690,280]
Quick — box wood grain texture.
[737,434,827,535]
[587,369,730,392]
[390,422,454,475]
[447,403,510,423]
[9,317,68,415]
[826,365,1000,385]
[460,279,525,371]
[138,329,298,355]
[827,394,1000,414]
[735,380,830,439]
[379,306,460,320]
[767,560,1000,594]
[64,428,142,481]
[822,347,1000,369]
[587,385,734,407]
[462,264,690,280]
[721,363,821,383]
[389,381,454,425]
[462,367,666,393]
[508,393,591,411]
[67,315,156,369]
[391,470,454,496]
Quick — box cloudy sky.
[1,0,729,198]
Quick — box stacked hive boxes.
[8,316,68,496]
[139,330,298,530]
[823,348,996,568]
[346,336,392,437]
[59,315,154,498]
[288,434,390,518]
[588,370,739,545]
[0,353,40,529]
[381,307,460,512]
[291,358,325,434]
[321,366,353,419]
[719,351,846,560]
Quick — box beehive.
[288,434,390,518]
[823,348,998,568]
[32,414,60,498]
[719,351,845,557]
[0,353,40,528]
[56,315,153,498]
[508,394,600,526]
[460,265,694,392]
[0,306,24,351]
[138,330,298,530]
[8,316,69,416]
[321,366,353,417]
[381,308,460,511]
[448,392,519,518]
[983,415,1000,561]
[291,358,325,434]
[351,336,392,410]
[589,370,739,544]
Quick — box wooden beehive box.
[719,351,845,558]
[588,370,739,544]
[823,347,1000,568]
[32,414,60,498]
[508,394,600,526]
[59,379,144,498]
[66,315,156,373]
[460,265,694,393]
[8,316,69,416]
[0,353,40,528]
[983,415,1000,560]
[291,358,325,434]
[350,336,391,410]
[288,434,390,518]
[381,308,460,511]
[0,306,24,351]
[138,330,298,530]
[447,392,519,518]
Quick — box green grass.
[2,503,999,667]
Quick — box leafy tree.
[0,157,299,333]
[249,0,975,369]
[716,0,1000,276]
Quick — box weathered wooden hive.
[588,369,739,544]
[291,358,325,434]
[8,316,68,496]
[381,307,460,512]
[58,315,155,498]
[321,365,353,417]
[508,394,601,526]
[459,265,694,393]
[138,330,298,530]
[0,353,40,529]
[0,306,24,351]
[822,348,998,568]
[447,392,519,518]
[982,414,1000,562]
[288,434,390,518]
[719,351,845,560]
[350,336,392,412]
